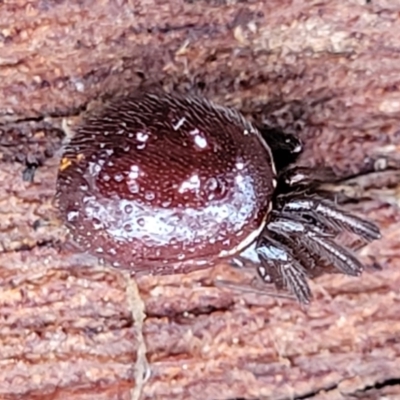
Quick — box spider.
[55,91,381,303]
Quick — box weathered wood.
[0,0,400,399]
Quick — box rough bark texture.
[1,1,400,399]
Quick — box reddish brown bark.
[0,0,400,399]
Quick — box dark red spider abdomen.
[55,92,276,274]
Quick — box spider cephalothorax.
[55,91,381,304]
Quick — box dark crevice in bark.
[0,106,86,125]
[286,377,400,399]
[351,377,400,398]
[292,382,339,400]
[146,302,235,320]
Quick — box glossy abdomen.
[55,93,276,273]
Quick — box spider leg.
[280,166,338,189]
[256,235,312,304]
[224,245,298,301]
[267,215,366,276]
[306,234,364,276]
[280,196,381,242]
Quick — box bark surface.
[1,1,400,399]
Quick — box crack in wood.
[122,271,150,400]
